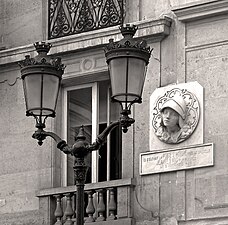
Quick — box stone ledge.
[172,0,228,22]
[178,216,228,224]
[83,218,135,225]
[0,17,171,66]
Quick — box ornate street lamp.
[19,42,65,134]
[19,24,151,225]
[105,24,151,132]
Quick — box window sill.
[0,17,171,66]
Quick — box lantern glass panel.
[23,74,42,115]
[127,58,147,100]
[109,57,147,103]
[42,74,60,116]
[109,58,127,102]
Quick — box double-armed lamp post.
[19,24,151,225]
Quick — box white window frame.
[61,82,112,186]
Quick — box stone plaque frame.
[140,143,214,175]
[150,81,204,150]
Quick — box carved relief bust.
[152,88,200,144]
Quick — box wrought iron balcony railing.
[48,0,125,39]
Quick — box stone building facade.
[0,0,228,225]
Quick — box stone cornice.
[172,0,228,22]
[0,17,171,66]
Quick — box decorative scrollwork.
[48,0,125,39]
[76,0,94,31]
[74,158,88,184]
[100,0,120,27]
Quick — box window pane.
[67,87,92,186]
[109,96,122,180]
[99,81,108,124]
[66,81,122,185]
[98,81,122,182]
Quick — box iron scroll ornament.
[152,88,200,144]
[49,0,125,39]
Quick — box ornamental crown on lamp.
[19,42,65,71]
[104,24,152,64]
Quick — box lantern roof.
[104,24,152,64]
[19,42,65,73]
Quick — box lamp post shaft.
[74,156,88,225]
[76,184,85,225]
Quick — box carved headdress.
[160,95,187,127]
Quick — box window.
[63,80,122,186]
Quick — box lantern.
[105,24,152,114]
[19,42,65,127]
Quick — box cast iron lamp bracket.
[32,113,134,153]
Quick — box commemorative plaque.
[140,143,213,175]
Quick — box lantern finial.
[34,42,52,53]
[119,24,137,38]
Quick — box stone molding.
[172,0,228,22]
[36,177,135,197]
[0,17,171,66]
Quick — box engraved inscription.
[140,144,213,175]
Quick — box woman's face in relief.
[162,108,179,129]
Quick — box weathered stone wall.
[133,1,228,225]
[184,14,228,221]
[0,0,43,49]
[0,0,228,225]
